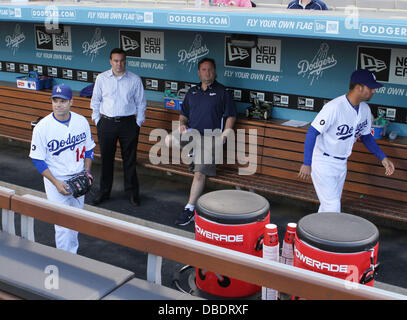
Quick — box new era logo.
[227,43,249,62]
[225,37,251,69]
[357,47,391,82]
[360,53,387,73]
[36,30,51,46]
[121,35,140,51]
[315,21,326,32]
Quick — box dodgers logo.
[354,119,368,139]
[297,43,337,86]
[178,34,209,72]
[5,24,25,56]
[336,124,353,140]
[82,28,107,62]
[48,132,86,156]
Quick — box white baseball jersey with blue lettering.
[311,94,372,158]
[29,111,95,254]
[310,94,372,213]
[29,111,95,178]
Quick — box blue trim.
[32,158,48,174]
[345,96,359,114]
[323,152,346,160]
[85,149,94,160]
[360,133,387,161]
[303,125,320,166]
[52,112,71,124]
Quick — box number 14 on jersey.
[76,146,85,162]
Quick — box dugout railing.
[0,186,406,300]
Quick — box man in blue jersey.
[165,58,237,226]
[298,69,395,213]
[287,0,328,10]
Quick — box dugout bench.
[0,85,406,223]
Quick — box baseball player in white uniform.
[298,69,395,212]
[29,84,96,253]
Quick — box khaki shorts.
[170,130,222,177]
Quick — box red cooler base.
[195,213,269,298]
[294,235,378,286]
[195,269,259,298]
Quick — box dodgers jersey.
[311,94,372,159]
[30,112,95,177]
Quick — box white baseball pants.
[44,177,84,254]
[311,151,347,213]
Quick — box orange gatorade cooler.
[294,213,379,286]
[195,190,270,298]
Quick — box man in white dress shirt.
[90,48,146,207]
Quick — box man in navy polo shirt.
[287,0,328,10]
[165,58,237,226]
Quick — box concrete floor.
[1,136,407,298]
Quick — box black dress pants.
[96,116,140,198]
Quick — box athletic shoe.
[175,208,195,226]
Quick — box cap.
[350,69,383,89]
[51,84,72,100]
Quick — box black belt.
[101,114,134,122]
[323,152,346,160]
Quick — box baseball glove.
[65,170,93,198]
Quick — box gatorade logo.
[294,248,348,273]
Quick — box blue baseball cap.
[51,84,72,100]
[350,69,383,89]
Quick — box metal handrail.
[3,192,405,300]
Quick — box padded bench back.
[0,231,134,300]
